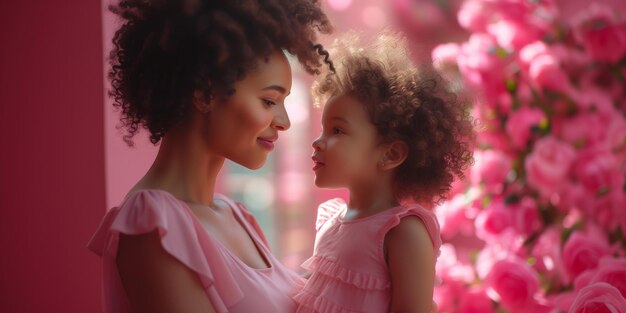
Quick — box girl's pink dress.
[88,189,303,313]
[294,198,442,313]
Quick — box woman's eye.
[262,99,276,106]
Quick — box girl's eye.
[262,99,276,106]
[332,127,344,135]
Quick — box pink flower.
[562,230,612,278]
[436,192,477,239]
[432,43,461,65]
[580,24,626,63]
[457,0,490,32]
[477,130,511,152]
[525,136,577,198]
[554,113,606,147]
[571,4,626,63]
[459,288,494,313]
[487,19,542,51]
[434,279,467,313]
[475,199,514,240]
[519,41,549,71]
[548,292,577,313]
[457,34,510,100]
[605,114,626,159]
[511,197,542,236]
[577,85,617,116]
[505,106,546,149]
[485,258,540,312]
[437,244,476,284]
[573,147,618,195]
[470,149,512,193]
[531,226,570,285]
[580,257,626,298]
[570,282,626,313]
[528,53,573,95]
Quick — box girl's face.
[312,94,385,188]
[203,51,292,169]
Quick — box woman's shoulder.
[88,189,196,255]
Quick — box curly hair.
[109,0,333,145]
[312,32,475,204]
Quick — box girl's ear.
[379,140,408,170]
[192,89,214,114]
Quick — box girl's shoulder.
[380,204,442,257]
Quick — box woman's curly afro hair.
[313,32,475,204]
[109,0,333,145]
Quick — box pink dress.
[87,189,304,313]
[294,198,442,313]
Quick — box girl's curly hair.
[109,0,333,145]
[313,32,475,204]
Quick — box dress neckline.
[337,203,404,224]
[126,189,274,272]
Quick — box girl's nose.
[312,136,323,151]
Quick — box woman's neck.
[133,128,224,206]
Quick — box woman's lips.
[257,138,275,150]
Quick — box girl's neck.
[347,181,399,219]
[133,128,224,206]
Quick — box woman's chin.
[232,155,267,170]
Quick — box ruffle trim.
[315,198,346,231]
[294,288,361,313]
[302,256,389,291]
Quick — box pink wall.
[0,1,104,312]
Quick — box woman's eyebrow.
[262,85,289,95]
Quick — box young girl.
[87,1,333,313]
[294,33,474,313]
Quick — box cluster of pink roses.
[430,0,626,312]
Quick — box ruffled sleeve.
[87,190,244,313]
[380,204,442,257]
[315,198,346,231]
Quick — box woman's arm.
[386,216,437,313]
[116,231,217,313]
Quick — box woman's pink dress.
[294,198,442,313]
[88,189,303,313]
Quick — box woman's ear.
[379,140,408,170]
[192,89,213,114]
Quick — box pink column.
[0,1,105,312]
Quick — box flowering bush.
[428,1,626,312]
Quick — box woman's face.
[203,51,293,169]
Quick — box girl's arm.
[386,216,437,313]
[116,231,217,313]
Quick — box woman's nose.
[272,105,291,131]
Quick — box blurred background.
[2,0,625,312]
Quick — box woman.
[88,0,333,312]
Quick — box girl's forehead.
[322,94,370,122]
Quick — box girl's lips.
[257,138,275,150]
[312,156,325,171]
